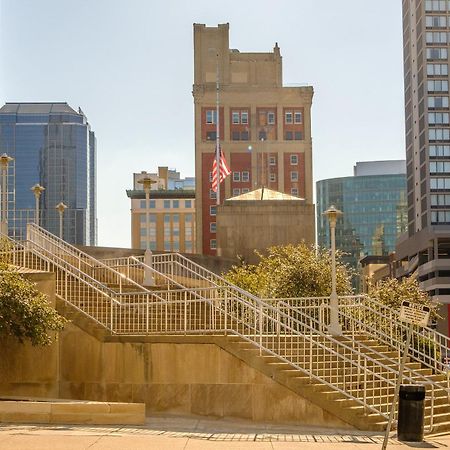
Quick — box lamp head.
[323,205,343,225]
[31,184,45,197]
[56,202,68,214]
[0,153,13,169]
[137,176,157,192]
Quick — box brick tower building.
[193,23,314,254]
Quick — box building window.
[149,200,156,208]
[233,188,241,196]
[242,188,250,193]
[240,131,249,141]
[427,64,449,76]
[210,239,217,250]
[232,111,240,124]
[285,112,293,124]
[164,214,171,222]
[285,131,293,140]
[209,189,217,200]
[425,0,447,12]
[150,214,156,223]
[232,131,240,141]
[242,171,250,182]
[425,15,447,28]
[259,130,267,140]
[210,205,216,216]
[185,213,192,222]
[294,112,302,123]
[429,128,450,141]
[427,80,449,93]
[185,200,192,208]
[291,171,299,182]
[233,172,241,182]
[267,112,275,124]
[164,200,170,208]
[173,214,179,222]
[210,222,217,233]
[206,131,217,141]
[269,156,276,165]
[429,145,450,156]
[206,110,217,124]
[294,131,303,140]
[426,48,448,60]
[241,111,248,124]
[430,161,450,173]
[291,188,299,196]
[431,210,450,224]
[426,31,448,44]
[269,173,276,182]
[430,177,450,189]
[209,172,213,182]
[428,96,449,108]
[429,112,450,125]
[173,200,179,208]
[290,155,298,165]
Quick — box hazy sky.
[0,0,405,248]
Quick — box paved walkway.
[0,416,448,449]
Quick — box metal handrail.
[268,295,450,376]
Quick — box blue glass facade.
[317,174,407,286]
[0,103,96,245]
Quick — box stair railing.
[269,295,450,377]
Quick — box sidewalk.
[0,415,448,449]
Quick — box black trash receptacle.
[397,384,425,442]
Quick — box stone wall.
[0,272,59,399]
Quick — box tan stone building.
[127,168,196,252]
[193,23,314,255]
[217,188,315,263]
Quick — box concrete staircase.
[6,223,450,433]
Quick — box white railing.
[268,296,450,377]
[3,234,449,431]
[26,223,149,294]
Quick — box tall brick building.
[193,23,314,255]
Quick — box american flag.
[211,149,231,192]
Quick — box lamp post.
[0,153,13,235]
[31,184,45,226]
[323,205,343,336]
[55,202,68,239]
[137,176,157,286]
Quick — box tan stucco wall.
[0,272,59,398]
[217,200,315,263]
[58,324,350,428]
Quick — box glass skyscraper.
[317,161,407,290]
[0,102,96,245]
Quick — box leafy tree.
[368,276,440,321]
[225,243,354,298]
[0,259,67,346]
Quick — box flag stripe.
[212,149,231,192]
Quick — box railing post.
[184,290,187,335]
[146,296,149,334]
[224,289,228,335]
[259,303,263,355]
[276,302,280,351]
[110,298,114,332]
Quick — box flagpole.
[215,52,220,207]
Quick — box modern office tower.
[0,102,96,245]
[127,169,196,252]
[193,23,314,255]
[399,1,450,321]
[317,160,407,289]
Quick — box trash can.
[397,384,425,442]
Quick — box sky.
[0,0,405,248]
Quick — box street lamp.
[55,202,68,239]
[323,205,343,336]
[0,153,13,235]
[137,176,157,286]
[30,184,45,226]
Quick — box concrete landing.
[0,397,145,425]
